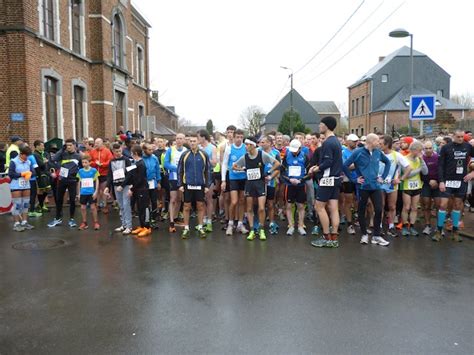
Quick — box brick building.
[348,46,469,136]
[0,0,153,143]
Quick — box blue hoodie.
[143,153,161,188]
[343,147,390,190]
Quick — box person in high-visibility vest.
[5,136,23,173]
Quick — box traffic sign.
[410,95,436,120]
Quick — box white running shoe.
[360,234,369,244]
[237,224,249,234]
[115,226,125,232]
[371,235,390,246]
[422,225,432,235]
[286,226,295,236]
[347,225,356,235]
[298,227,307,236]
[122,228,132,235]
[226,225,234,236]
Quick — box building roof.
[152,121,176,136]
[349,46,427,88]
[150,96,179,118]
[264,89,320,125]
[131,4,152,28]
[308,101,340,115]
[373,85,468,112]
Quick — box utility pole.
[289,72,294,137]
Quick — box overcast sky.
[133,0,474,131]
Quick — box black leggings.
[134,189,150,228]
[149,188,158,220]
[358,189,383,236]
[56,180,77,219]
[29,182,37,212]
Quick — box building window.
[113,14,124,67]
[42,0,55,41]
[137,45,145,85]
[115,91,125,130]
[356,98,359,116]
[360,127,364,136]
[361,96,365,114]
[71,0,83,54]
[381,74,389,83]
[437,90,444,98]
[355,128,358,136]
[73,86,85,140]
[351,100,355,116]
[44,76,58,140]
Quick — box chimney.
[152,91,159,101]
[378,56,385,62]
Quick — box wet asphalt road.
[0,212,473,354]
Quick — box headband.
[244,139,257,146]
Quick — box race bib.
[456,166,463,174]
[246,168,261,181]
[383,177,392,185]
[187,185,202,190]
[18,178,28,188]
[81,178,94,188]
[408,180,420,190]
[148,180,155,189]
[169,172,177,180]
[126,165,136,172]
[445,180,461,189]
[113,169,125,181]
[59,167,69,178]
[288,166,302,177]
[319,177,335,187]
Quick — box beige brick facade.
[0,0,151,143]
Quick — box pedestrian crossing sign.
[410,95,436,120]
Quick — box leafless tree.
[240,105,266,136]
[451,92,473,109]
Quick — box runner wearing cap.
[232,136,280,241]
[421,140,440,235]
[433,129,474,242]
[341,133,359,235]
[309,116,342,247]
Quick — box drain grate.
[12,238,69,250]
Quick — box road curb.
[459,231,474,240]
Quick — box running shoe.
[68,219,77,228]
[286,226,295,236]
[168,225,177,233]
[22,222,35,230]
[327,239,339,248]
[138,228,151,237]
[93,222,100,230]
[311,225,320,235]
[47,218,62,228]
[396,221,403,230]
[115,226,125,232]
[122,228,132,235]
[197,226,207,239]
[226,224,234,236]
[360,234,369,245]
[181,228,190,239]
[451,231,462,242]
[401,226,410,237]
[347,224,356,235]
[205,222,213,233]
[132,227,144,235]
[410,228,419,237]
[28,211,42,218]
[298,227,307,236]
[237,224,249,234]
[422,225,432,235]
[78,222,88,230]
[259,229,266,241]
[371,236,390,246]
[386,228,398,238]
[13,223,25,232]
[311,237,328,247]
[431,230,442,242]
[247,230,256,241]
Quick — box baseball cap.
[360,135,367,142]
[288,139,302,153]
[347,134,359,141]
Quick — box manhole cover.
[12,238,68,250]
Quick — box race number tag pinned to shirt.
[445,180,461,189]
[81,178,94,188]
[59,167,69,178]
[126,165,136,172]
[187,185,202,190]
[456,166,463,174]
[319,177,335,187]
[408,180,420,190]
[148,180,155,189]
[113,169,125,181]
[288,166,301,177]
[246,168,261,181]
[18,178,28,188]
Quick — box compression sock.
[451,210,461,231]
[437,210,446,231]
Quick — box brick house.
[348,46,469,136]
[0,0,153,143]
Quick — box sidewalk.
[460,209,474,240]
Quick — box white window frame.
[111,11,127,69]
[136,44,145,86]
[381,74,389,83]
[71,79,89,140]
[38,0,61,44]
[41,68,64,140]
[68,0,86,56]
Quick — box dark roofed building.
[262,89,321,133]
[348,46,470,136]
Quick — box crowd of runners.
[2,116,474,247]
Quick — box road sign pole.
[420,120,423,136]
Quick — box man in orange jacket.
[90,138,113,213]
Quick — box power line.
[272,76,290,107]
[293,0,365,75]
[300,2,405,87]
[303,1,385,76]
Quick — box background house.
[348,46,469,136]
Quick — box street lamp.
[389,28,414,135]
[281,66,294,136]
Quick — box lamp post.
[281,66,294,136]
[389,28,414,135]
